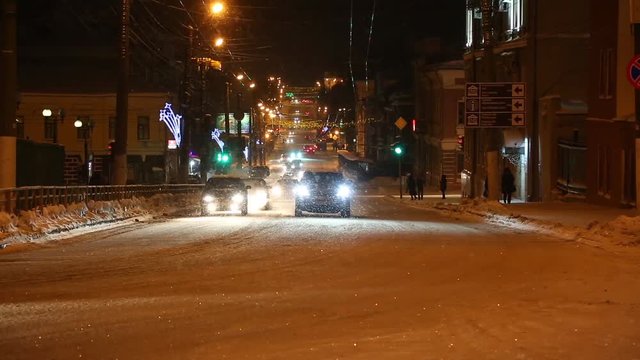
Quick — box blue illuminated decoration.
[211,128,225,151]
[159,103,182,147]
[243,146,248,161]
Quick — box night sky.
[17,0,465,87]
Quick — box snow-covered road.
[1,195,640,359]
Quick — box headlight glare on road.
[272,185,282,197]
[294,185,310,197]
[203,194,214,203]
[337,184,352,198]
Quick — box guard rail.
[0,184,204,214]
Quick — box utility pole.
[236,92,243,169]
[224,81,230,134]
[179,26,194,183]
[0,0,16,189]
[114,0,130,185]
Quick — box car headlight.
[203,194,214,203]
[294,185,310,197]
[271,185,282,197]
[337,184,352,198]
[231,193,244,203]
[297,170,304,180]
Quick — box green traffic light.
[216,153,231,163]
[394,147,403,155]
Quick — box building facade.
[585,0,636,206]
[16,92,174,184]
[414,60,465,187]
[463,0,589,201]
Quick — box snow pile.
[399,197,640,249]
[0,193,199,246]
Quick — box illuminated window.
[500,0,523,33]
[466,9,473,47]
[137,116,150,140]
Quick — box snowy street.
[2,162,640,359]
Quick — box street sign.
[627,55,640,89]
[464,82,526,128]
[395,116,407,130]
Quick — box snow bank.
[397,197,640,250]
[0,193,199,247]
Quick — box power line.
[365,0,376,94]
[348,0,356,98]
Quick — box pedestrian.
[501,167,516,204]
[406,172,417,200]
[439,174,447,199]
[416,174,425,200]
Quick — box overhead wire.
[365,0,377,95]
[348,0,356,98]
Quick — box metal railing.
[0,184,204,214]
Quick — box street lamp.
[214,37,224,47]
[210,2,225,16]
[236,74,244,80]
[74,119,94,184]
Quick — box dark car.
[249,166,270,179]
[302,144,316,154]
[201,177,250,216]
[294,171,353,218]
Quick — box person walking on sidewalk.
[501,167,516,204]
[406,173,417,200]
[439,174,447,199]
[416,174,425,200]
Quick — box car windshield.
[243,179,266,188]
[301,172,343,184]
[205,178,244,190]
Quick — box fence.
[0,184,203,215]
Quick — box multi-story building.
[414,60,465,187]
[585,1,636,206]
[463,0,589,201]
[16,92,174,184]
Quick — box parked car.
[249,166,270,179]
[201,177,250,216]
[294,171,353,218]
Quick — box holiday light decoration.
[211,128,225,151]
[159,103,182,147]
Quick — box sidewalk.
[359,176,640,230]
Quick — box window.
[108,116,116,140]
[137,116,150,140]
[466,9,474,48]
[500,0,523,33]
[44,116,55,140]
[76,116,91,139]
[599,48,614,99]
[15,116,24,139]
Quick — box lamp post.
[42,108,64,144]
[74,119,94,184]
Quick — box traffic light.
[391,142,405,156]
[107,141,115,156]
[216,152,231,164]
[457,136,464,151]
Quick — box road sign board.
[464,82,526,128]
[627,55,640,89]
[395,117,407,130]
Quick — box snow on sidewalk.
[391,196,640,251]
